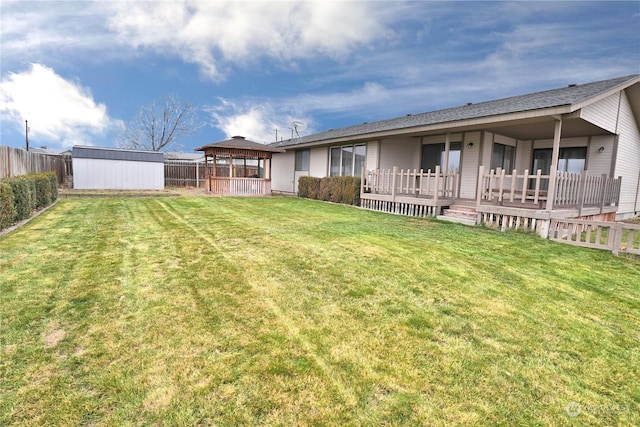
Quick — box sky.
[1,1,639,154]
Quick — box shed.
[72,146,165,190]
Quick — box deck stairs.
[437,201,478,226]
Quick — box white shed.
[72,146,165,190]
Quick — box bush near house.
[298,176,361,206]
[0,172,58,230]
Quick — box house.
[72,146,165,190]
[270,75,640,235]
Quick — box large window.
[421,142,461,172]
[492,143,515,171]
[295,149,309,171]
[329,144,366,176]
[532,147,587,174]
[531,147,587,190]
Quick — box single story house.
[270,74,640,235]
[72,146,165,190]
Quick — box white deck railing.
[207,177,271,196]
[362,166,459,200]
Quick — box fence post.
[611,222,623,256]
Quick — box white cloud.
[0,63,122,148]
[106,0,394,80]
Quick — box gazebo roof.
[195,136,284,153]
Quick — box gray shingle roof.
[72,146,165,163]
[271,74,639,148]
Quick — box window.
[329,144,366,176]
[532,147,587,174]
[531,147,587,190]
[295,149,309,171]
[492,143,515,171]
[421,142,461,172]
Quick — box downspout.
[545,118,563,212]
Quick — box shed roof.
[195,136,285,153]
[271,74,640,148]
[72,146,165,163]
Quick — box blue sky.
[1,1,639,153]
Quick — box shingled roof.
[271,74,639,148]
[196,136,284,153]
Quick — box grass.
[1,196,638,426]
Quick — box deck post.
[546,118,562,212]
[434,165,440,205]
[391,166,397,202]
[360,166,365,197]
[577,170,586,216]
[476,165,485,209]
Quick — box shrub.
[297,176,361,206]
[318,177,331,201]
[298,176,320,199]
[48,173,59,202]
[35,174,52,209]
[0,172,59,230]
[0,182,15,230]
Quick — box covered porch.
[195,136,284,196]
[360,113,624,234]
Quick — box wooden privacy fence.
[548,218,640,256]
[0,146,69,184]
[164,161,211,187]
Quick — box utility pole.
[25,120,29,151]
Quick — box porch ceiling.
[482,116,612,140]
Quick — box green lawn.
[1,196,638,426]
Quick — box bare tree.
[118,94,200,151]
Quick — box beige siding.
[459,132,481,198]
[612,90,640,217]
[515,140,532,172]
[271,151,296,193]
[481,132,493,168]
[309,146,328,177]
[380,137,420,170]
[580,92,620,133]
[366,140,379,172]
[586,135,615,175]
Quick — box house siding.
[586,135,615,175]
[309,146,327,177]
[73,158,164,190]
[271,150,296,193]
[366,140,379,172]
[580,92,620,134]
[460,132,481,198]
[380,137,419,170]
[612,90,640,218]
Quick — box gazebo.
[195,136,284,195]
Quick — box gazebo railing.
[208,177,271,196]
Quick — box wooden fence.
[0,146,69,184]
[164,161,210,187]
[548,218,640,256]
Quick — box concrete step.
[436,215,477,226]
